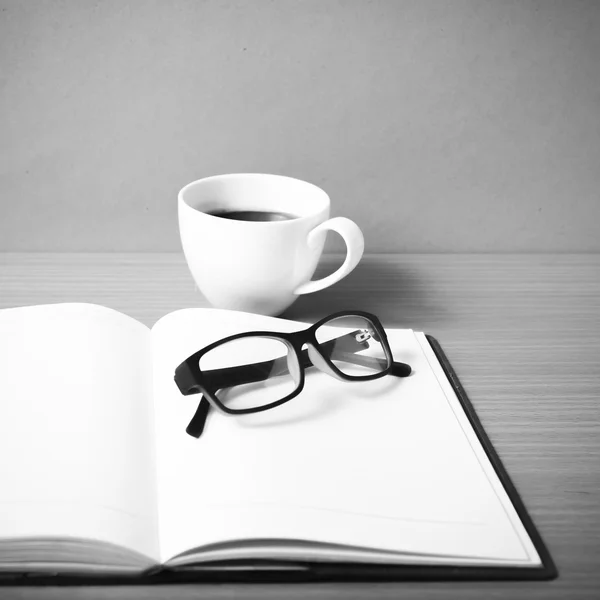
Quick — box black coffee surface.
[206,209,298,222]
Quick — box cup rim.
[178,173,330,224]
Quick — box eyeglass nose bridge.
[306,343,348,382]
[284,340,303,386]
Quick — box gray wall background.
[1,0,599,253]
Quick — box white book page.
[151,309,537,565]
[413,331,541,565]
[0,303,159,563]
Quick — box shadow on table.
[282,256,449,329]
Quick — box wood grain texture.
[0,253,599,600]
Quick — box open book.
[0,303,555,581]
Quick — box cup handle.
[294,217,365,295]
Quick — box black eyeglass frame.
[175,310,411,426]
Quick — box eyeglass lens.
[198,336,301,410]
[314,315,390,377]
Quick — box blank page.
[151,309,539,566]
[0,303,159,563]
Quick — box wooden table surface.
[1,252,599,600]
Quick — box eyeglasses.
[174,310,412,438]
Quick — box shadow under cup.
[178,174,333,316]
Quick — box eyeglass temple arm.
[338,354,411,377]
[181,331,411,438]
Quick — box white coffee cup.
[178,173,364,316]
